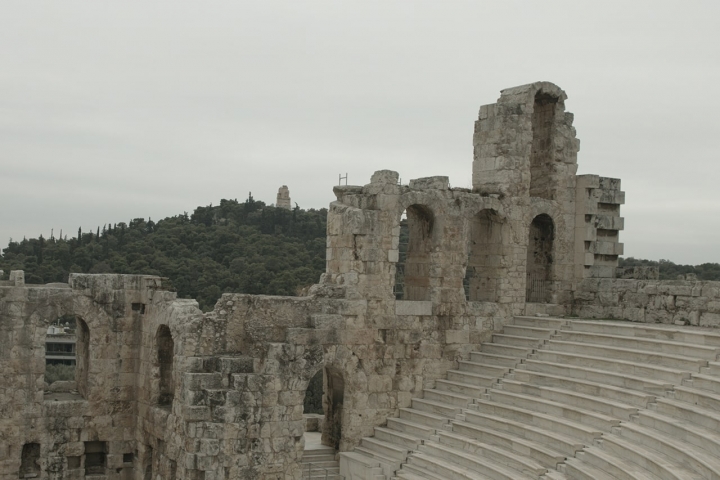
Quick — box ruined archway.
[157,325,174,407]
[465,209,503,302]
[529,91,559,200]
[526,214,554,303]
[395,204,434,301]
[75,318,90,399]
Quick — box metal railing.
[526,274,551,303]
[304,462,343,479]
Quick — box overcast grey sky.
[2,1,719,264]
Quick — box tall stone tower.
[276,185,291,210]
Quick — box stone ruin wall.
[1,81,718,479]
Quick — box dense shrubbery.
[619,257,720,281]
[0,196,327,310]
[45,364,75,384]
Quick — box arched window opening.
[322,368,344,451]
[75,318,90,399]
[529,92,558,200]
[394,205,434,301]
[526,214,554,303]
[157,325,175,407]
[465,210,503,302]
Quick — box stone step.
[457,360,509,378]
[557,329,720,360]
[446,370,498,387]
[519,358,673,396]
[531,349,692,384]
[577,446,656,480]
[674,384,720,412]
[486,388,619,431]
[500,378,639,420]
[541,469,568,480]
[422,388,472,407]
[450,420,565,469]
[479,343,533,357]
[459,409,583,457]
[503,325,556,339]
[600,434,704,480]
[396,462,448,480]
[491,333,544,348]
[707,361,720,376]
[406,452,492,480]
[435,379,486,398]
[565,320,720,347]
[436,431,547,477]
[470,397,602,445]
[353,446,402,477]
[419,440,538,479]
[361,437,409,460]
[301,456,336,465]
[617,421,720,479]
[374,426,423,450]
[395,466,445,480]
[655,397,720,432]
[513,316,567,329]
[687,373,720,394]
[467,351,520,367]
[411,398,463,418]
[635,409,720,457]
[399,408,449,429]
[510,369,655,408]
[545,339,708,370]
[386,417,436,438]
[561,457,613,480]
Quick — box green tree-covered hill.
[0,196,327,310]
[618,257,720,280]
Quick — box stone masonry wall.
[574,277,720,327]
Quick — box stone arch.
[465,209,504,302]
[75,317,90,399]
[156,325,175,406]
[394,204,435,301]
[526,214,555,303]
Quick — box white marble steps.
[563,319,720,347]
[556,329,720,359]
[543,339,710,370]
[517,358,674,396]
[302,445,341,480]
[346,316,720,480]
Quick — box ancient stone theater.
[4,82,720,480]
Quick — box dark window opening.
[157,325,175,406]
[84,441,107,475]
[529,92,559,200]
[123,453,133,464]
[20,443,41,478]
[394,205,434,301]
[526,214,554,303]
[132,303,146,314]
[465,209,503,302]
[76,318,90,398]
